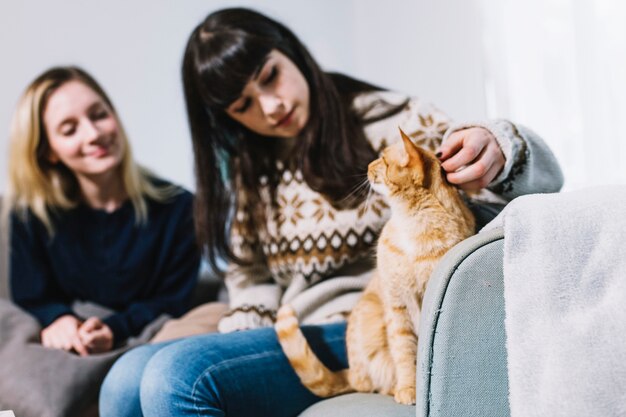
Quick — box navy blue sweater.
[10,185,200,344]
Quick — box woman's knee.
[140,345,183,400]
[138,328,340,417]
[140,339,223,415]
[99,343,166,415]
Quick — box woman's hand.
[41,314,88,355]
[78,317,114,355]
[437,127,505,191]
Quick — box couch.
[7,188,622,417]
[0,199,506,417]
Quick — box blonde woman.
[3,66,200,355]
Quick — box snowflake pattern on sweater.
[217,90,563,333]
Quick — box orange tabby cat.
[275,129,475,404]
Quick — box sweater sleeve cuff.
[443,119,524,186]
[30,303,76,328]
[103,313,130,345]
[217,304,277,333]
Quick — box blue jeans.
[99,322,347,417]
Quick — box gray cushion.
[300,393,415,417]
[0,299,166,417]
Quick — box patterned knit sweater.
[217,91,564,333]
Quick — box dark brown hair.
[182,8,405,273]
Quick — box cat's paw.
[350,375,373,392]
[277,305,297,321]
[393,386,416,405]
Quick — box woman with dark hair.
[100,7,563,416]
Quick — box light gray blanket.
[485,186,626,417]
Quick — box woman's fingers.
[80,317,102,333]
[438,127,504,190]
[78,318,114,354]
[78,317,101,350]
[446,156,492,186]
[454,163,503,192]
[440,129,489,170]
[437,131,464,161]
[72,335,89,356]
[41,315,83,352]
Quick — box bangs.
[192,32,272,109]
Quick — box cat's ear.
[399,128,422,166]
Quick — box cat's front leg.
[347,282,395,394]
[385,305,417,405]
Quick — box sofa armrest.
[301,227,510,417]
[416,227,510,417]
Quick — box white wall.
[0,0,485,193]
[478,0,626,191]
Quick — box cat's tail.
[275,305,353,397]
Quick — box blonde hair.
[1,66,178,234]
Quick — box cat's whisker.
[341,178,371,204]
[364,186,374,212]
[347,172,369,179]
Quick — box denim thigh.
[140,322,347,417]
[100,340,176,417]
